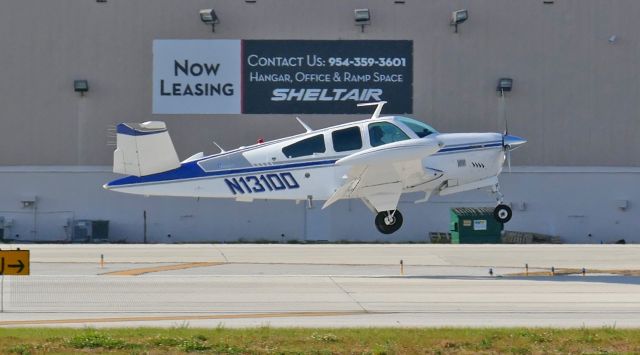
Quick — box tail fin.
[113,121,180,176]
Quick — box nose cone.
[503,134,527,149]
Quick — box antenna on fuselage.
[357,101,387,119]
[212,141,226,153]
[295,117,313,133]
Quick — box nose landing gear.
[375,210,403,234]
[493,204,512,223]
[492,183,512,223]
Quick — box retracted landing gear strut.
[375,210,403,234]
[492,183,512,223]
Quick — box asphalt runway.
[1,244,639,328]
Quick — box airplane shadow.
[504,275,640,285]
[378,275,640,285]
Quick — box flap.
[322,138,442,211]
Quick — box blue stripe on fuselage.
[438,142,502,153]
[106,141,502,188]
[106,159,338,187]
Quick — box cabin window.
[332,127,362,152]
[282,134,326,158]
[368,122,410,147]
[397,117,436,138]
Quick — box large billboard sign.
[153,40,241,114]
[153,40,412,114]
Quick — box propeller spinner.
[502,134,527,172]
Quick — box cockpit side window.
[368,122,410,147]
[332,126,362,152]
[397,117,437,138]
[282,134,326,158]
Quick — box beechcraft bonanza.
[104,102,526,234]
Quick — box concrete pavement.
[0,244,639,328]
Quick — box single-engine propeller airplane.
[104,101,525,234]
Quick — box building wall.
[1,1,639,243]
[0,0,639,166]
[0,167,637,244]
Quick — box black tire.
[375,210,404,234]
[493,204,512,223]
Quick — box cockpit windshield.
[396,116,438,138]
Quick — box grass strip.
[1,326,639,354]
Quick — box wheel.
[375,210,403,234]
[493,204,512,223]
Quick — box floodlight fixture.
[200,9,219,32]
[354,8,371,32]
[615,199,629,210]
[74,80,89,96]
[497,78,513,96]
[21,196,37,209]
[450,9,468,33]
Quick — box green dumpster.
[450,207,503,244]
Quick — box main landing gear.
[375,210,403,234]
[492,183,512,223]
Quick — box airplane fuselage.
[106,131,505,202]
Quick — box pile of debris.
[429,232,452,244]
[428,231,564,244]
[502,231,563,244]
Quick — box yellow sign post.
[0,250,30,276]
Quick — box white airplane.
[104,101,525,234]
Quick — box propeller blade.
[499,92,508,135]
[507,150,512,173]
[504,112,509,136]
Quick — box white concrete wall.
[0,167,637,244]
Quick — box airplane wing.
[322,138,442,212]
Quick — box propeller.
[504,147,512,173]
[503,107,510,172]
[502,134,527,173]
[499,91,526,172]
[500,92,511,173]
